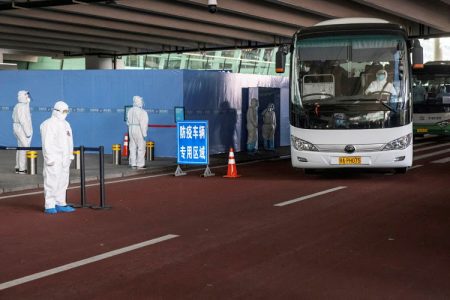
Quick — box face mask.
[54,109,69,120]
[377,74,385,81]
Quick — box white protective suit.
[413,82,427,103]
[12,90,33,172]
[40,101,74,209]
[365,70,398,96]
[127,96,148,168]
[246,98,259,152]
[262,103,276,150]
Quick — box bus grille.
[315,144,384,153]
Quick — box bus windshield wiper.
[379,101,395,112]
[301,93,334,101]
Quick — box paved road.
[0,135,449,299]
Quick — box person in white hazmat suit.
[365,69,398,97]
[246,98,259,154]
[12,90,33,174]
[261,103,276,151]
[40,101,75,214]
[127,96,149,169]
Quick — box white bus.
[412,61,450,137]
[276,18,422,174]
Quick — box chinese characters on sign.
[177,121,209,165]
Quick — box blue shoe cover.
[55,205,76,213]
[44,208,57,214]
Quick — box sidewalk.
[0,147,290,194]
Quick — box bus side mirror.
[276,44,289,73]
[411,39,423,69]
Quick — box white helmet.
[18,90,30,103]
[53,100,70,120]
[133,95,144,108]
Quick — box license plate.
[339,156,361,165]
[417,128,428,133]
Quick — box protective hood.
[133,96,144,108]
[52,101,69,121]
[376,70,388,83]
[18,90,30,103]
[250,98,259,108]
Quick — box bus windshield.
[413,65,450,114]
[291,34,410,130]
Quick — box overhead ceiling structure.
[0,0,449,58]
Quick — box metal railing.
[0,145,109,210]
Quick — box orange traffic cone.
[122,133,129,157]
[223,147,240,178]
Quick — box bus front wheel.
[304,168,316,175]
[395,167,408,174]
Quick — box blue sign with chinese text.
[177,121,209,165]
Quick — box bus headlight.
[291,135,318,151]
[436,120,449,127]
[382,134,412,151]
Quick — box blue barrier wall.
[0,70,183,156]
[0,70,288,156]
[183,71,289,153]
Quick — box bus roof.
[413,61,450,77]
[314,18,389,26]
[425,61,450,66]
[295,19,406,40]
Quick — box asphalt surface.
[0,147,287,194]
[0,136,449,299]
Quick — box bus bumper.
[291,147,413,169]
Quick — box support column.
[434,38,442,61]
[85,55,116,69]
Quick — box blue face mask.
[377,74,385,81]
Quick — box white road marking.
[414,142,450,153]
[0,190,43,200]
[413,141,436,148]
[274,186,347,207]
[0,159,276,200]
[0,162,236,200]
[0,172,176,200]
[431,157,450,164]
[279,155,291,159]
[0,234,179,291]
[414,135,437,140]
[413,148,450,161]
[409,164,424,170]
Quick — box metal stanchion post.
[80,146,87,207]
[112,144,121,165]
[26,151,38,175]
[92,145,110,210]
[72,145,89,208]
[146,141,155,161]
[72,150,81,169]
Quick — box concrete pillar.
[85,55,114,69]
[115,58,125,69]
[0,51,3,63]
[434,38,442,61]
